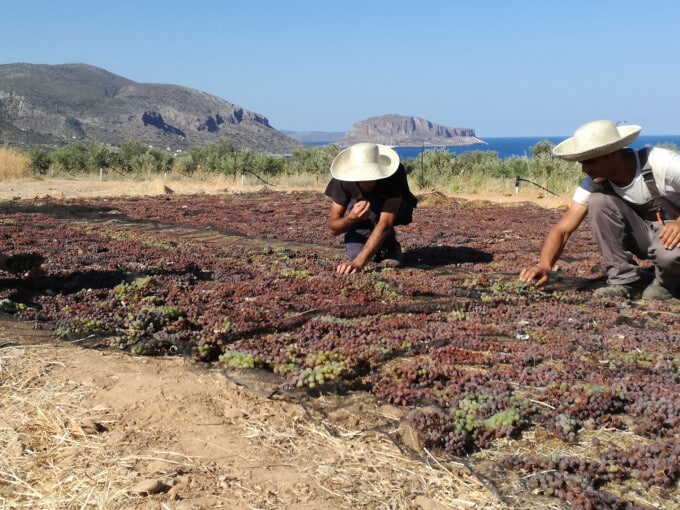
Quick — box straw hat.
[330,143,400,181]
[552,120,641,162]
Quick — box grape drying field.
[1,190,678,509]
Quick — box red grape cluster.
[502,437,680,507]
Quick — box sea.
[304,135,680,160]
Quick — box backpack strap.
[638,147,665,223]
[639,147,659,194]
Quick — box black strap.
[639,147,659,194]
[638,147,665,222]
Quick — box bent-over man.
[325,142,416,275]
[520,119,680,300]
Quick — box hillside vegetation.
[1,139,586,196]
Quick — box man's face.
[579,153,615,183]
[357,180,376,193]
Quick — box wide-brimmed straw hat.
[330,143,400,181]
[552,120,641,162]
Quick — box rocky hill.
[336,114,485,147]
[0,63,300,154]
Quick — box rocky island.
[336,114,485,147]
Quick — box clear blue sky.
[2,0,679,137]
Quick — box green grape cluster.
[294,361,344,388]
[484,409,520,433]
[219,350,256,369]
[120,306,183,346]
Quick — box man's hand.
[349,200,371,222]
[519,265,551,287]
[659,219,680,250]
[327,201,372,237]
[336,261,362,275]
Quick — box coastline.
[387,136,487,147]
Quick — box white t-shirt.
[572,147,680,206]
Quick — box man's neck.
[610,149,638,187]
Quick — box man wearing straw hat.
[325,142,416,275]
[520,119,680,300]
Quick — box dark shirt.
[324,164,409,211]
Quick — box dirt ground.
[0,175,572,208]
[0,177,573,510]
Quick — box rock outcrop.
[337,114,485,147]
[0,63,300,154]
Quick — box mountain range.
[0,63,299,153]
[0,63,482,152]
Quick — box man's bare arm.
[327,201,370,236]
[519,201,588,286]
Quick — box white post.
[99,168,103,181]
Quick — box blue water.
[305,135,680,160]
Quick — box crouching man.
[520,120,680,300]
[325,142,416,275]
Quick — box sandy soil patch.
[0,176,572,209]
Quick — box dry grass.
[0,343,122,509]
[242,419,503,510]
[0,338,507,510]
[0,148,31,179]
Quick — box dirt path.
[0,176,572,209]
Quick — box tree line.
[17,138,632,195]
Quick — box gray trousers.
[588,192,680,286]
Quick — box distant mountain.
[336,114,485,147]
[281,130,344,143]
[0,63,300,153]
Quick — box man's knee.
[652,246,680,274]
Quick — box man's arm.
[655,149,680,249]
[336,196,400,275]
[327,201,370,236]
[519,201,588,286]
[648,147,680,249]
